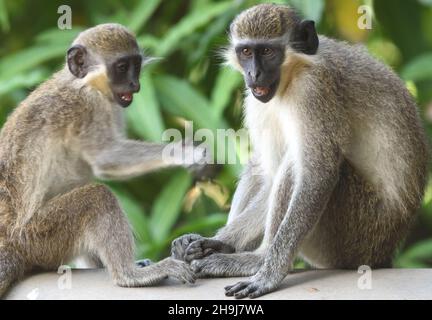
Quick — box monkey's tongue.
[120,92,133,102]
[253,86,270,96]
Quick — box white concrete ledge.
[4,268,432,300]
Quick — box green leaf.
[126,72,165,142]
[137,35,160,52]
[211,67,243,118]
[156,1,232,56]
[288,0,325,23]
[401,53,432,82]
[374,0,427,61]
[0,45,66,81]
[150,170,192,243]
[35,28,83,45]
[397,239,432,262]
[189,6,238,65]
[0,0,10,32]
[169,213,228,239]
[127,0,162,33]
[419,0,432,6]
[108,184,151,244]
[154,75,224,131]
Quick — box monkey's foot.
[115,258,196,287]
[224,274,281,299]
[184,239,234,263]
[135,259,153,267]
[171,233,204,261]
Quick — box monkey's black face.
[108,54,142,108]
[236,43,284,103]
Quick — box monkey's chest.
[246,99,301,178]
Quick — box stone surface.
[4,268,432,300]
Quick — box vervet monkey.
[0,24,203,297]
[172,4,429,299]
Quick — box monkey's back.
[317,36,428,210]
[0,71,94,231]
[299,37,429,267]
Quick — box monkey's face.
[229,4,320,103]
[236,42,284,103]
[67,42,142,108]
[107,54,142,108]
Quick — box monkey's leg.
[25,184,194,286]
[300,161,405,269]
[189,168,293,278]
[0,247,24,297]
[225,148,340,299]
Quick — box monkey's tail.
[0,247,22,298]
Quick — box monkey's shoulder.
[11,73,105,132]
[316,36,400,85]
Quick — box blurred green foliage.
[0,0,431,267]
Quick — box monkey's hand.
[224,272,284,299]
[171,234,234,262]
[176,140,209,169]
[184,238,235,263]
[171,233,204,261]
[157,258,196,284]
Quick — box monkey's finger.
[168,260,196,284]
[184,252,204,263]
[225,281,250,296]
[248,289,267,299]
[203,248,215,256]
[171,243,186,260]
[185,246,203,255]
[224,284,235,291]
[184,244,205,262]
[235,285,257,299]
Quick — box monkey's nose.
[130,81,140,92]
[248,70,261,82]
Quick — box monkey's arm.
[82,137,204,180]
[227,157,263,221]
[226,138,342,299]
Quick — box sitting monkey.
[172,4,429,299]
[0,24,203,297]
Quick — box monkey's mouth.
[253,86,270,96]
[116,92,134,108]
[250,81,278,103]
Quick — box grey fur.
[0,24,202,297]
[172,4,429,299]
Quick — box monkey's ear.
[67,45,88,78]
[291,20,319,55]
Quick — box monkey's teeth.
[253,86,270,96]
[120,93,132,102]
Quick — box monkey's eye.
[117,63,128,73]
[262,47,273,56]
[241,48,252,57]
